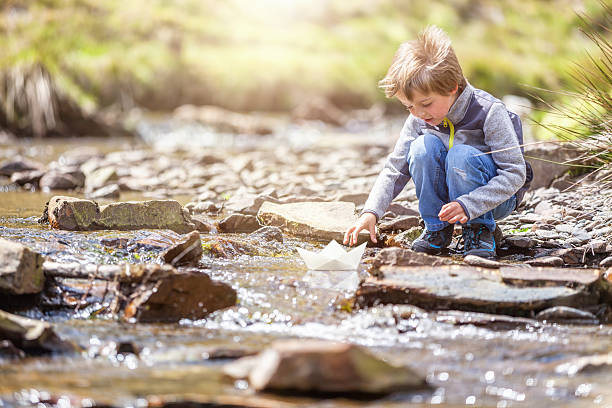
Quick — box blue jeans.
[407,133,516,232]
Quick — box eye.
[422,103,432,107]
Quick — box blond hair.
[379,26,466,100]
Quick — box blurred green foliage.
[0,0,605,112]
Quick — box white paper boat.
[296,240,366,271]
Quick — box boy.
[343,26,532,258]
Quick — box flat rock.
[499,266,601,287]
[224,339,428,394]
[0,239,45,295]
[160,231,203,267]
[124,271,236,323]
[525,256,564,267]
[44,196,196,234]
[257,201,369,243]
[355,265,597,315]
[370,248,453,274]
[0,310,75,353]
[435,310,539,330]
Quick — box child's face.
[396,87,459,126]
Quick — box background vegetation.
[0,0,606,116]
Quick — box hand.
[438,201,468,224]
[343,212,377,246]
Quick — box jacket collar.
[446,80,473,124]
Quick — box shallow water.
[2,136,612,407]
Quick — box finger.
[343,227,354,245]
[460,216,468,224]
[370,227,377,243]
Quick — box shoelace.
[455,226,485,251]
[424,230,442,243]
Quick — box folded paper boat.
[296,240,367,271]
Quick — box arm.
[361,117,416,221]
[454,103,526,219]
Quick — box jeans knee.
[445,144,483,172]
[409,133,445,164]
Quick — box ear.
[449,84,459,95]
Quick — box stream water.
[1,134,612,407]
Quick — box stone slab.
[355,265,597,315]
[257,201,368,244]
[45,196,196,233]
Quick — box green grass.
[0,0,607,112]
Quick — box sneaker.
[461,224,496,258]
[411,224,454,255]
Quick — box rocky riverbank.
[1,128,612,406]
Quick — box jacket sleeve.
[362,117,416,221]
[454,102,526,220]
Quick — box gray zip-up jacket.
[363,82,533,221]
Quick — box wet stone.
[248,226,284,243]
[224,339,429,394]
[435,310,540,330]
[535,306,598,324]
[123,270,236,323]
[218,213,261,233]
[160,231,203,267]
[0,310,75,353]
[0,238,45,295]
[355,265,598,316]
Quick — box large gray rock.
[224,340,428,394]
[44,196,196,234]
[524,144,581,189]
[0,310,74,353]
[257,201,368,243]
[356,265,601,316]
[0,239,45,295]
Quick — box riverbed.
[1,129,612,407]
